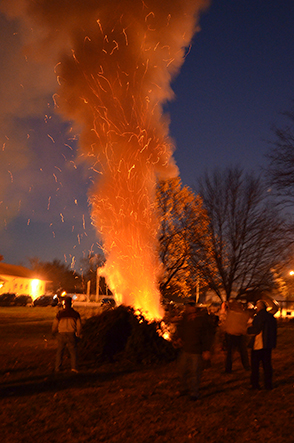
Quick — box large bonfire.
[1,0,209,319]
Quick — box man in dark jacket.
[247,300,277,390]
[52,296,82,373]
[176,303,213,400]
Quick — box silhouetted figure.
[52,296,82,373]
[175,303,212,400]
[247,300,277,390]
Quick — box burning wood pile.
[79,305,177,366]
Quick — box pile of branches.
[79,305,177,365]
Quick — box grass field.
[1,306,294,443]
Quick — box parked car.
[33,295,55,307]
[14,295,33,306]
[100,297,116,310]
[0,293,16,306]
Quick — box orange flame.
[2,0,209,320]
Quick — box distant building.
[0,263,49,300]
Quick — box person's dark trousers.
[225,334,250,372]
[250,349,273,389]
[178,351,203,397]
[55,332,78,372]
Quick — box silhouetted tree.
[266,106,294,204]
[29,258,82,294]
[196,166,294,301]
[79,253,110,296]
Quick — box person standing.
[223,299,251,373]
[176,303,213,400]
[247,300,277,390]
[52,296,82,373]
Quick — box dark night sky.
[0,0,294,269]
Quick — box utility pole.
[96,267,100,302]
[86,280,91,302]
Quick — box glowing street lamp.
[31,279,40,299]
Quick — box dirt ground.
[0,307,294,443]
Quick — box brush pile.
[79,305,177,365]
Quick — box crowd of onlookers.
[44,290,279,399]
[170,296,278,400]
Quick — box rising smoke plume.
[1,0,209,319]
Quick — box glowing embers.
[9,1,207,321]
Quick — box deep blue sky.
[169,0,294,185]
[1,0,294,269]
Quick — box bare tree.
[195,167,294,301]
[266,107,294,203]
[156,177,211,300]
[79,253,108,295]
[29,258,82,294]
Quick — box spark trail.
[1,0,209,319]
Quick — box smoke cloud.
[1,0,209,318]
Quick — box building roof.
[0,262,47,281]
